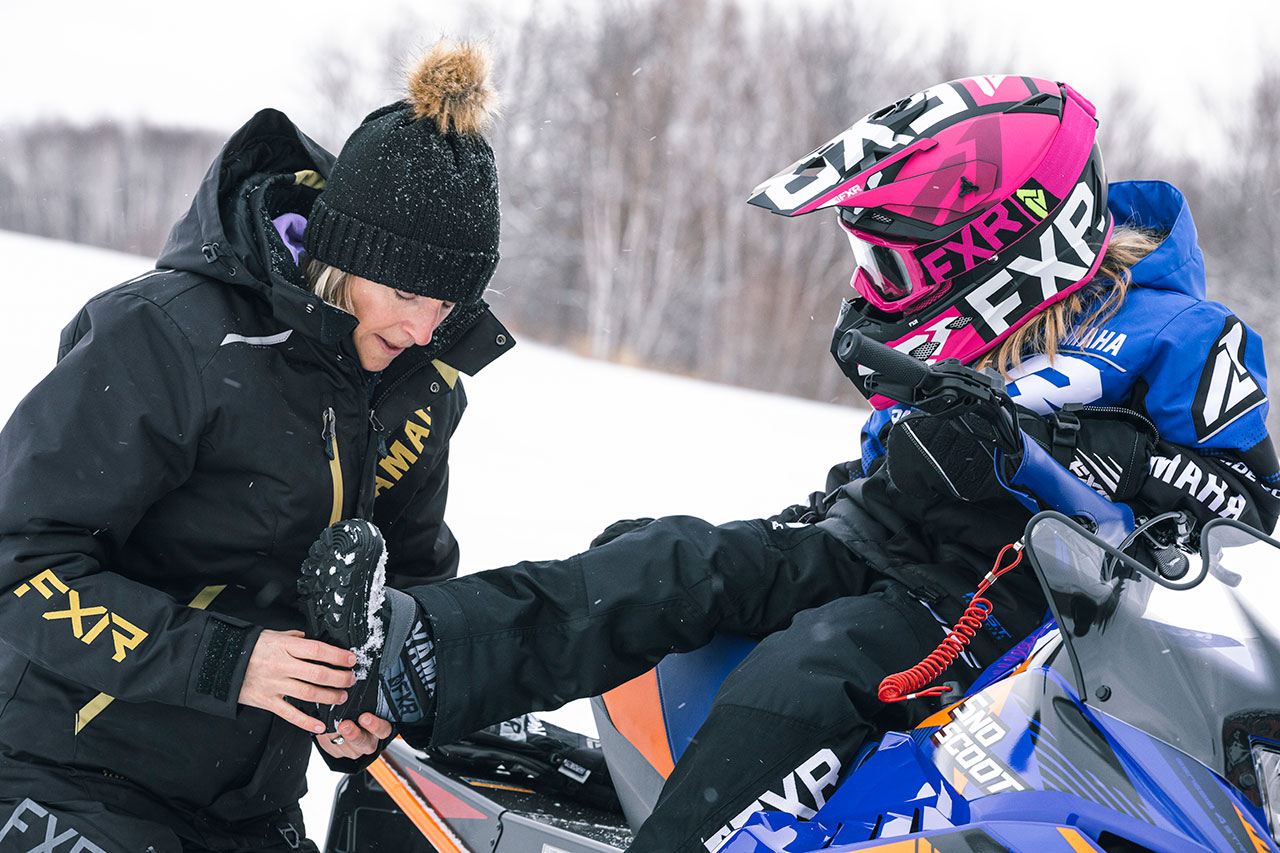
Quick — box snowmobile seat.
[590,633,758,830]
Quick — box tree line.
[1,0,1276,426]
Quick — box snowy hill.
[0,229,868,844]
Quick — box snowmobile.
[321,333,1280,853]
[320,715,632,852]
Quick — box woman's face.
[347,276,455,372]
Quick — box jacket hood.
[1107,180,1206,300]
[159,108,334,286]
[156,109,357,343]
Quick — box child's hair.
[301,257,354,313]
[976,226,1166,376]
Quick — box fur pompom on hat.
[406,40,499,135]
[304,39,501,305]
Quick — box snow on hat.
[303,39,501,304]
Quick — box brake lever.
[837,329,1021,454]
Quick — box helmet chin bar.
[830,296,951,405]
[829,296,994,409]
[830,299,883,402]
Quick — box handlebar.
[835,328,931,389]
[837,328,1021,451]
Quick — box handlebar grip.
[835,329,931,389]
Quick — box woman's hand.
[239,629,357,733]
[315,713,394,760]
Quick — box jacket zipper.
[1022,404,1162,457]
[369,410,389,458]
[1075,404,1161,441]
[322,407,343,525]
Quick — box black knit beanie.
[304,40,500,304]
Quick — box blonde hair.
[301,257,354,313]
[975,226,1165,376]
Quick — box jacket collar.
[381,308,516,390]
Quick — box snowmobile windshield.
[1026,514,1280,809]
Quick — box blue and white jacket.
[852,180,1279,534]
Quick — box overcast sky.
[2,0,1277,162]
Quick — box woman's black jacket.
[0,109,512,836]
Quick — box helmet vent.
[909,341,941,360]
[1004,92,1063,115]
[869,212,894,225]
[948,317,972,329]
[870,97,913,120]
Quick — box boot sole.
[297,520,389,730]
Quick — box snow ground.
[0,230,868,846]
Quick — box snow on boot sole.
[297,519,389,732]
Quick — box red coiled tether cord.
[878,541,1024,703]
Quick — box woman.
[299,76,1280,852]
[0,40,508,853]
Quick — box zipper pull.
[369,410,389,458]
[322,407,337,461]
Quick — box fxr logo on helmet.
[915,181,1057,286]
[834,185,863,204]
[961,176,1108,341]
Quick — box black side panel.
[323,774,439,853]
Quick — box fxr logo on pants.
[702,748,841,852]
[0,799,106,853]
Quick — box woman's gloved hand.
[885,411,1022,502]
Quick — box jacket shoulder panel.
[1141,298,1270,450]
[66,268,298,374]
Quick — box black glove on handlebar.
[886,411,1024,503]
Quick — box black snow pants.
[406,515,1044,852]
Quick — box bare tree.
[0,121,221,258]
[481,0,975,405]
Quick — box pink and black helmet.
[749,75,1114,408]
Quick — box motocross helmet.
[749,75,1114,408]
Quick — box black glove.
[589,517,656,548]
[769,490,828,525]
[886,411,1020,502]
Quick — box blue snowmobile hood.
[1107,180,1205,300]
